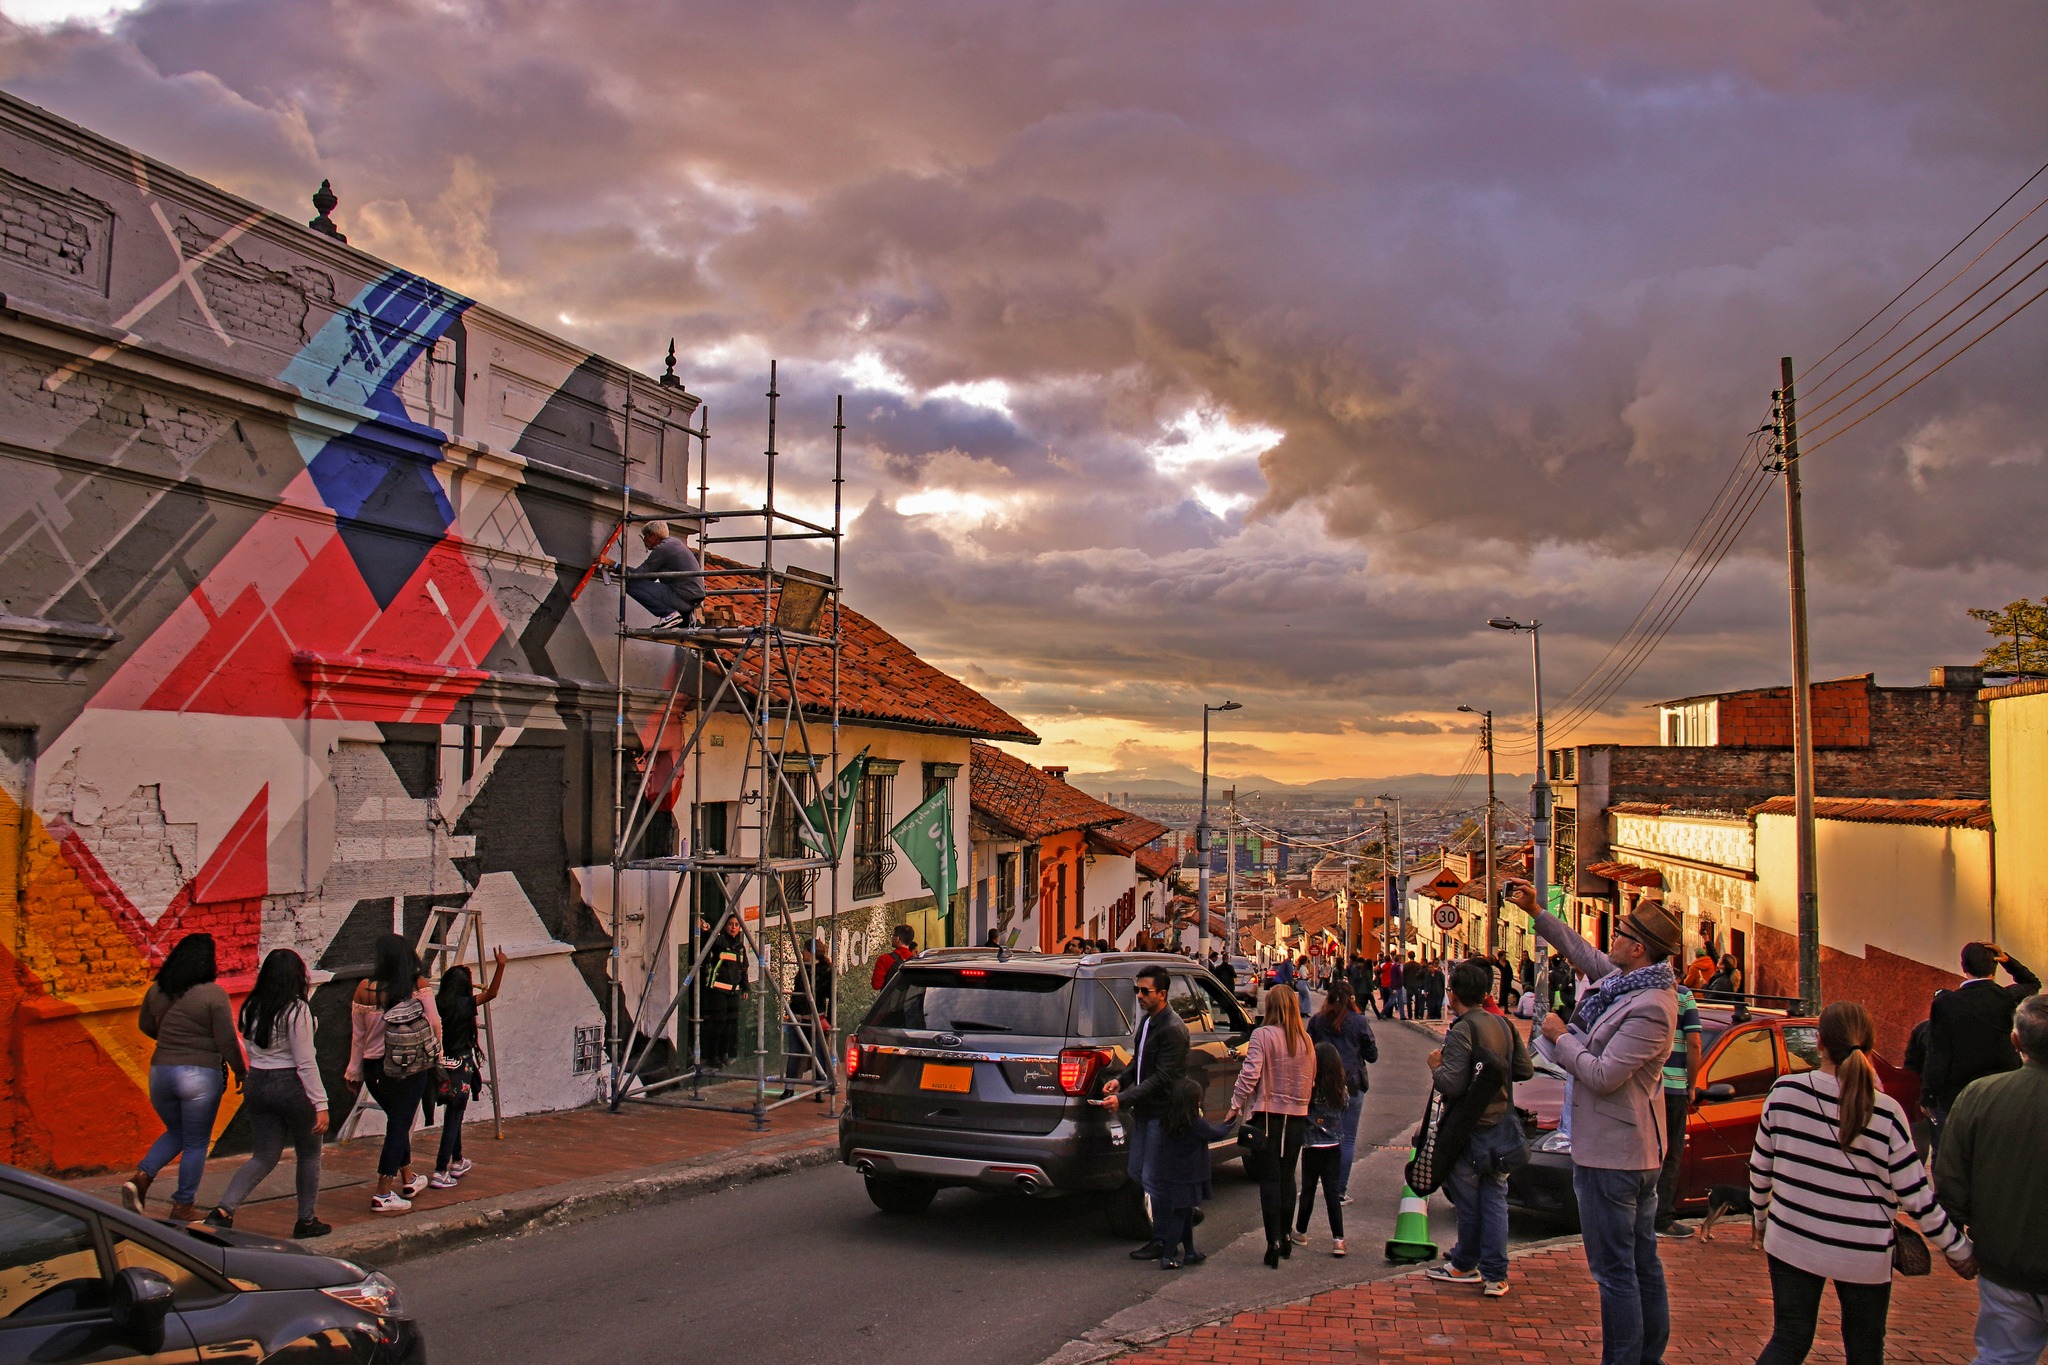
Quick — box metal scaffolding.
[595,360,848,1126]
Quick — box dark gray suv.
[839,948,1255,1235]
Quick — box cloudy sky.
[4,0,2043,785]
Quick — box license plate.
[920,1063,973,1093]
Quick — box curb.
[1038,1232,1588,1365]
[321,1138,839,1268]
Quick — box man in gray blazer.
[1509,881,1682,1365]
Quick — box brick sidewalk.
[65,1085,837,1246]
[1122,1234,1977,1364]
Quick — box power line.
[1798,157,2048,383]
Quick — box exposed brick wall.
[169,217,336,349]
[1591,686,1987,804]
[1716,677,1872,747]
[1752,923,1962,1058]
[0,168,108,286]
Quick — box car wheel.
[864,1175,938,1215]
[1104,1178,1153,1239]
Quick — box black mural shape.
[317,897,398,975]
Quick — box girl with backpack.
[123,933,247,1223]
[430,947,506,1188]
[203,949,329,1237]
[1149,1076,1233,1270]
[346,934,441,1215]
[1292,1042,1351,1255]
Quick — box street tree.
[1967,597,2048,671]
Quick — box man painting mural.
[621,520,705,626]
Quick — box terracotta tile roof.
[700,557,1035,742]
[1749,796,1993,830]
[969,742,1133,839]
[1136,846,1180,881]
[1585,860,1666,888]
[1609,802,1671,817]
[1092,814,1173,856]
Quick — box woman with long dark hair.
[1306,980,1378,1205]
[346,933,440,1215]
[1747,1001,1973,1364]
[124,933,246,1223]
[430,947,506,1187]
[204,949,329,1237]
[1227,985,1315,1269]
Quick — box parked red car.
[1506,1005,1921,1228]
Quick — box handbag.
[1236,1113,1278,1182]
[1407,1014,1515,1195]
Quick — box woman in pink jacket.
[1228,985,1316,1268]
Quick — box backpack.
[382,995,440,1080]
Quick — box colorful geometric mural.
[0,91,693,1171]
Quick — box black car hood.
[173,1223,367,1290]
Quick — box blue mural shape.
[277,269,473,608]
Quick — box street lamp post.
[1488,618,1550,970]
[1458,705,1497,954]
[1377,794,1404,957]
[1198,701,1241,958]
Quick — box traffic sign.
[1432,903,1462,931]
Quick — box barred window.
[767,766,817,912]
[1552,805,1577,888]
[853,763,898,900]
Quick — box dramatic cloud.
[5,0,2043,779]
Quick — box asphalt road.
[394,1015,1562,1365]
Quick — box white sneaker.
[1332,1239,1348,1257]
[448,1158,474,1177]
[429,1172,460,1189]
[1484,1280,1510,1298]
[1425,1264,1483,1285]
[370,1192,412,1215]
[402,1175,430,1199]
[1288,1231,1308,1246]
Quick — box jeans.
[217,1068,323,1221]
[435,1085,468,1171]
[1156,1204,1197,1259]
[1296,1144,1344,1238]
[141,1064,226,1206]
[1655,1089,1689,1227]
[1387,987,1407,1019]
[1974,1279,2048,1365]
[1755,1254,1890,1365]
[1250,1112,1307,1248]
[1334,1089,1365,1197]
[624,578,694,621]
[1445,1118,1519,1282]
[1574,1164,1670,1365]
[364,1057,433,1179]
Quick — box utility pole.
[1776,357,1822,1014]
[1224,788,1237,958]
[1459,705,1497,954]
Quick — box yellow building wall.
[1991,689,2048,971]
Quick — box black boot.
[1264,1239,1282,1269]
[1128,1240,1164,1260]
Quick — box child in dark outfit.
[1294,1041,1350,1253]
[1151,1076,1234,1269]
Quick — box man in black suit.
[1102,964,1190,1260]
[1925,941,2039,1146]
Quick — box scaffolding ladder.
[594,360,849,1129]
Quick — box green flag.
[889,786,957,915]
[798,746,869,857]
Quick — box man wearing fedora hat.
[1508,879,1683,1365]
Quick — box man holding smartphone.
[1101,965,1189,1260]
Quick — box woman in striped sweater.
[1747,1001,1975,1364]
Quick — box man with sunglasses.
[1101,965,1189,1260]
[1510,879,1682,1365]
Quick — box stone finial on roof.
[309,180,346,242]
[659,338,684,390]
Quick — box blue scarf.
[1571,961,1675,1036]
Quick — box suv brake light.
[845,1039,864,1077]
[1058,1048,1110,1096]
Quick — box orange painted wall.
[1036,831,1086,952]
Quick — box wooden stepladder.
[415,904,505,1139]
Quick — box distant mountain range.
[1066,763,1535,805]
